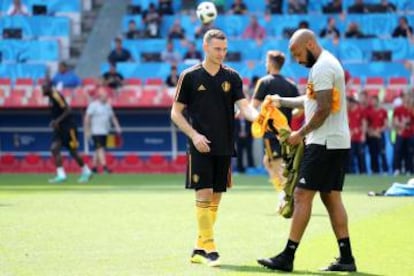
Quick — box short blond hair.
[203,29,227,44]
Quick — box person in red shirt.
[365,95,389,174]
[392,93,414,175]
[347,97,367,174]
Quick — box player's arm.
[235,98,259,122]
[111,114,122,133]
[267,94,306,109]
[171,102,211,153]
[298,89,332,137]
[84,114,91,138]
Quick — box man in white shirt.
[7,0,30,16]
[84,87,121,173]
[258,29,357,272]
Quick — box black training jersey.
[48,89,75,127]
[253,74,299,137]
[175,63,245,155]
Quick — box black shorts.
[264,137,282,160]
[92,135,108,149]
[53,126,79,150]
[185,151,232,193]
[297,144,349,192]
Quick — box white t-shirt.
[86,100,114,135]
[304,50,350,149]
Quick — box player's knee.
[196,189,214,201]
[293,188,313,206]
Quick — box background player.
[42,83,92,183]
[252,50,299,192]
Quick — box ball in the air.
[196,2,217,24]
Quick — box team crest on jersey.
[221,81,231,93]
[192,174,200,183]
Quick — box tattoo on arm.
[299,90,332,136]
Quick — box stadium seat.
[349,76,362,92]
[15,78,34,98]
[4,93,25,107]
[389,77,408,86]
[82,78,98,86]
[20,153,45,172]
[71,89,89,107]
[365,77,385,90]
[0,154,20,173]
[0,88,6,98]
[124,78,142,86]
[146,154,170,173]
[140,89,157,107]
[105,153,119,171]
[169,154,187,173]
[114,90,140,107]
[44,157,56,173]
[123,78,143,94]
[0,78,11,97]
[366,89,380,97]
[158,92,173,107]
[144,78,163,94]
[145,78,163,86]
[117,154,145,173]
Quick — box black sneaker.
[92,167,98,173]
[206,251,221,267]
[257,252,293,272]
[322,257,357,272]
[103,167,112,174]
[190,249,207,264]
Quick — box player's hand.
[49,120,59,129]
[191,132,211,153]
[287,130,303,145]
[265,95,281,108]
[115,127,122,134]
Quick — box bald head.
[289,29,321,68]
[289,29,316,49]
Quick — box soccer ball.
[196,2,217,24]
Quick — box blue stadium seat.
[0,0,81,13]
[0,64,47,83]
[0,40,59,62]
[0,16,70,38]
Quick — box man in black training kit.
[257,29,357,272]
[171,29,259,267]
[42,82,92,183]
[252,50,299,193]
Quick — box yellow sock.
[209,204,219,226]
[195,200,216,252]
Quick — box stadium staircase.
[75,0,130,78]
[67,0,104,69]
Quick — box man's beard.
[304,49,317,68]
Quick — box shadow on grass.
[220,264,381,276]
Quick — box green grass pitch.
[0,173,413,275]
